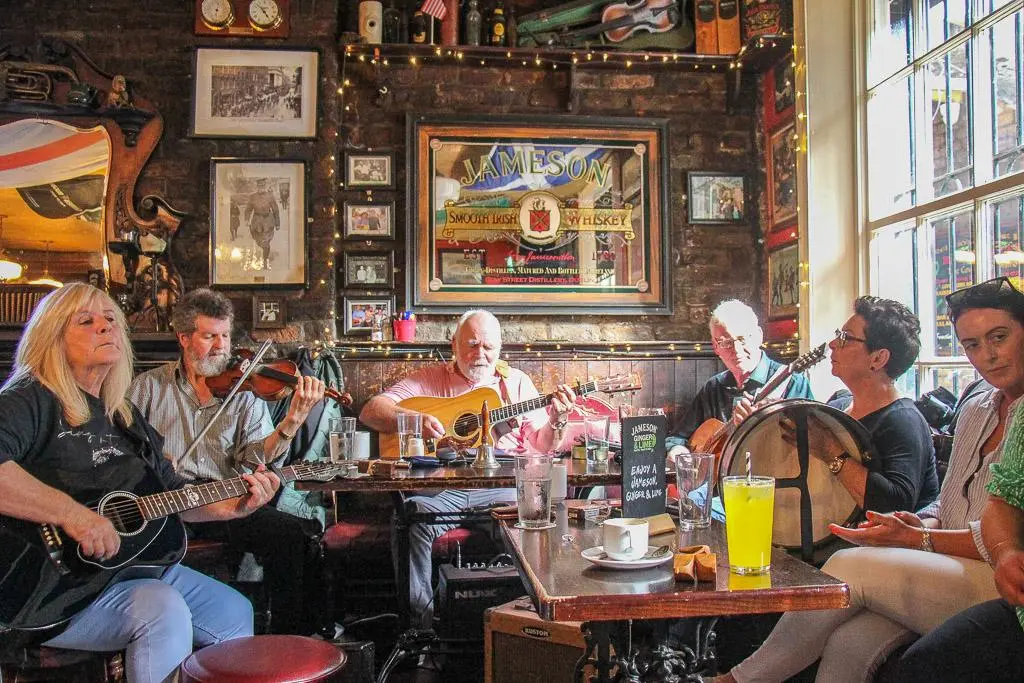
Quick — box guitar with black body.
[0,461,341,632]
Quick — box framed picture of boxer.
[209,158,308,288]
[343,295,395,334]
[343,200,395,240]
[252,295,287,329]
[344,150,395,190]
[342,251,394,288]
[767,242,799,319]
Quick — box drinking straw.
[745,451,752,480]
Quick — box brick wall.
[4,1,765,345]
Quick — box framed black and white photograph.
[253,295,288,329]
[343,200,395,240]
[210,158,308,287]
[342,251,394,288]
[191,47,319,139]
[686,172,746,224]
[344,151,395,189]
[768,243,800,319]
[343,295,395,334]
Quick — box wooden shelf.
[340,34,792,74]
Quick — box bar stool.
[179,635,346,683]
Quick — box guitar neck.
[752,365,794,404]
[490,381,597,424]
[135,464,308,521]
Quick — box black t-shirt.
[0,378,187,505]
[828,394,940,513]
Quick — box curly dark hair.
[853,296,921,379]
[171,288,234,334]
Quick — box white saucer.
[581,545,674,570]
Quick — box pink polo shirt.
[381,362,550,452]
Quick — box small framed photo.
[342,251,394,289]
[210,158,307,287]
[687,172,746,224]
[344,151,395,190]
[253,295,288,329]
[343,295,395,334]
[438,248,485,285]
[770,123,798,229]
[191,47,319,139]
[767,243,800,319]
[343,200,395,240]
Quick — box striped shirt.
[128,360,274,482]
[916,387,1017,561]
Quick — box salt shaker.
[551,458,568,502]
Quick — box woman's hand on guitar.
[234,465,281,517]
[63,503,121,560]
[828,510,924,549]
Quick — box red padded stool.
[179,635,346,683]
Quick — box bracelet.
[275,425,296,441]
[550,416,568,431]
[919,528,935,553]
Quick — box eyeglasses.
[945,277,1023,316]
[713,335,748,350]
[834,328,868,348]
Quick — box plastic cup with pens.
[393,310,417,342]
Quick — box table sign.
[620,415,667,518]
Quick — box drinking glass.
[584,415,610,466]
[675,452,715,529]
[396,413,423,461]
[514,455,554,529]
[328,416,357,463]
[722,475,776,575]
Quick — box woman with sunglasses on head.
[710,284,1024,683]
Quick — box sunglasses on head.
[945,277,1023,316]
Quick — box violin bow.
[181,339,274,462]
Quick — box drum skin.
[720,399,875,549]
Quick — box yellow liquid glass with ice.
[722,476,775,575]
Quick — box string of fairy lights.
[313,33,807,354]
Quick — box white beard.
[192,352,229,377]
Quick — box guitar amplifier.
[436,563,525,639]
[484,597,595,683]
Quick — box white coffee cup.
[602,517,649,561]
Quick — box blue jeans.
[43,563,253,683]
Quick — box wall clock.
[194,0,290,37]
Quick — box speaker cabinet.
[484,598,595,683]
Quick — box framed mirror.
[0,40,184,329]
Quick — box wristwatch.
[920,528,935,553]
[828,452,850,475]
[275,424,296,441]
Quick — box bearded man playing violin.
[128,288,328,635]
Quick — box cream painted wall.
[795,0,861,399]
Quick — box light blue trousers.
[43,563,253,683]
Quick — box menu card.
[620,416,667,519]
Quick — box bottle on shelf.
[463,0,482,46]
[488,1,507,47]
[410,7,437,44]
[382,0,402,43]
[398,0,410,42]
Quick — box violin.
[600,0,679,43]
[206,348,351,406]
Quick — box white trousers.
[731,546,998,683]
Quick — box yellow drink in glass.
[722,475,775,575]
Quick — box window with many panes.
[865,0,1024,398]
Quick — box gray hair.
[454,309,501,338]
[709,299,760,335]
[171,288,234,334]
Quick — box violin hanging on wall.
[599,0,679,42]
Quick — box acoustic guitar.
[687,343,828,456]
[0,461,342,631]
[378,374,643,458]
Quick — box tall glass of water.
[329,416,357,463]
[396,412,423,461]
[514,455,554,530]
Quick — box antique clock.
[194,0,290,37]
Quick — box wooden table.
[296,458,634,492]
[501,512,849,681]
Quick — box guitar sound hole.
[452,413,479,439]
[98,494,145,535]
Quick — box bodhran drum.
[720,399,874,552]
